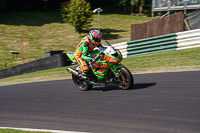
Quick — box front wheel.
[72,66,93,91]
[116,67,134,90]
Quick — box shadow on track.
[91,82,157,92]
[133,82,157,90]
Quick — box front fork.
[111,63,124,80]
[110,67,120,78]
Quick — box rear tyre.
[72,66,93,91]
[116,67,134,90]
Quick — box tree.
[119,0,127,13]
[61,0,93,36]
[130,0,139,14]
[139,0,145,15]
[0,0,7,9]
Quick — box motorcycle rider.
[74,29,103,79]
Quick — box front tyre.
[72,66,93,91]
[116,67,134,90]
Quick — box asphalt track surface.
[0,70,200,133]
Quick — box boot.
[82,73,88,79]
[82,70,88,80]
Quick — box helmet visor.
[93,37,101,43]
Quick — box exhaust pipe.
[66,67,82,77]
[67,67,104,85]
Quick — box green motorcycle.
[66,41,133,91]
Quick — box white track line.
[0,127,90,133]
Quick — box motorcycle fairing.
[66,52,76,63]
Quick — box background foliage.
[0,0,152,15]
[61,0,93,35]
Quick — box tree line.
[0,0,151,15]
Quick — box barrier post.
[17,38,28,60]
[21,37,24,60]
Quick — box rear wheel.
[72,66,93,91]
[116,67,133,90]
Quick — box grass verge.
[0,129,50,133]
[0,47,200,86]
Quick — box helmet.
[89,30,102,45]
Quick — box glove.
[99,52,105,58]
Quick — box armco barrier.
[127,33,177,57]
[112,28,200,58]
[176,28,200,50]
[112,42,128,58]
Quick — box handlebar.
[89,52,104,68]
[93,52,104,62]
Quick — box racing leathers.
[74,35,102,75]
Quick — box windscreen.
[100,41,116,54]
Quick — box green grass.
[0,12,151,69]
[123,47,200,73]
[1,47,200,86]
[0,129,50,133]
